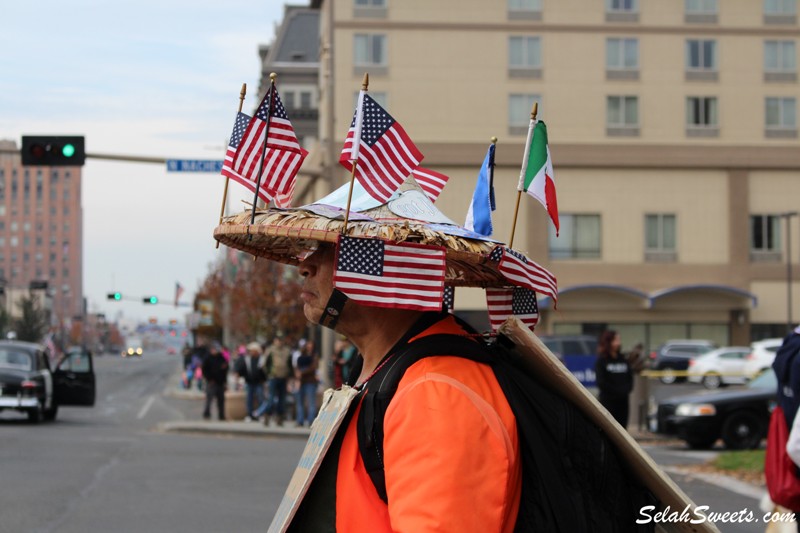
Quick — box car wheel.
[44,404,58,421]
[721,411,763,450]
[659,366,677,385]
[685,436,717,450]
[27,399,43,423]
[702,373,722,390]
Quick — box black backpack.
[356,325,658,533]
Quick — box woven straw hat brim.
[214,207,508,288]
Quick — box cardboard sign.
[499,317,720,533]
[268,386,360,533]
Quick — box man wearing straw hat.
[216,179,524,531]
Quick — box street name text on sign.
[166,160,223,173]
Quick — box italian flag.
[518,119,559,236]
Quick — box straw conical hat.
[214,178,509,288]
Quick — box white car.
[742,338,784,379]
[687,346,752,389]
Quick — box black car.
[649,369,775,450]
[0,341,96,422]
[648,339,717,384]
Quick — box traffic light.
[143,296,159,304]
[21,135,86,166]
[107,292,122,301]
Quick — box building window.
[765,0,797,24]
[686,96,719,137]
[765,41,797,82]
[606,38,639,80]
[300,91,312,109]
[509,36,542,78]
[606,95,639,136]
[606,0,638,22]
[10,237,17,247]
[685,0,718,22]
[765,97,798,137]
[0,237,5,247]
[549,214,601,259]
[750,214,782,261]
[354,34,387,75]
[686,39,718,81]
[645,215,676,258]
[354,0,387,18]
[508,0,542,20]
[509,94,541,135]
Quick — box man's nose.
[298,257,316,278]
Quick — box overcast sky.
[0,1,288,324]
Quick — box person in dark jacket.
[234,342,267,420]
[201,341,229,420]
[772,326,800,432]
[595,330,634,428]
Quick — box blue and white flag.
[464,144,496,236]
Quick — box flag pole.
[342,72,369,233]
[509,102,538,249]
[216,83,247,249]
[249,72,278,240]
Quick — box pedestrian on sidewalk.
[234,342,267,421]
[595,330,634,429]
[201,341,228,421]
[256,333,292,426]
[294,340,319,427]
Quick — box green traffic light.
[114,292,121,301]
[62,143,76,158]
[149,296,158,304]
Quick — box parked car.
[742,338,784,379]
[0,341,96,422]
[649,369,775,450]
[687,346,752,389]
[648,339,718,384]
[538,334,598,387]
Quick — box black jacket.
[202,354,229,385]
[595,354,633,398]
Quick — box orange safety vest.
[334,315,521,531]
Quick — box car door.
[717,348,750,384]
[53,350,96,406]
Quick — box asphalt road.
[0,350,785,532]
[0,350,302,533]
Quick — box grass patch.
[712,449,765,473]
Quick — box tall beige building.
[305,0,800,349]
[0,140,83,324]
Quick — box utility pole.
[781,211,799,331]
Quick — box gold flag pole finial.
[509,102,538,249]
[216,83,247,249]
[342,73,370,233]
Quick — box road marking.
[137,395,156,419]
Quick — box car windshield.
[749,369,777,389]
[0,349,33,371]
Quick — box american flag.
[411,167,450,203]
[220,111,276,204]
[339,92,424,203]
[232,85,308,197]
[443,286,455,313]
[334,236,446,311]
[174,282,185,308]
[489,246,558,303]
[486,287,539,331]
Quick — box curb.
[158,420,311,439]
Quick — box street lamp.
[780,211,799,332]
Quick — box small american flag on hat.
[221,111,280,204]
[334,236,446,312]
[489,246,558,303]
[411,167,450,203]
[486,287,539,331]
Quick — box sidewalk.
[163,381,666,443]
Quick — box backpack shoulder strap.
[357,333,491,502]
